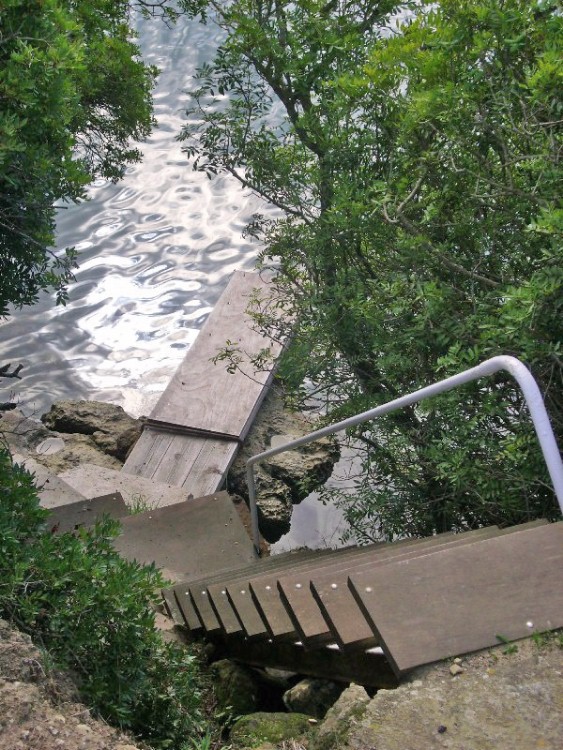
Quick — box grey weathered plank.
[349,521,563,677]
[226,584,269,639]
[151,271,283,441]
[123,427,239,496]
[207,583,245,636]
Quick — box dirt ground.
[0,619,143,750]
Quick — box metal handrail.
[246,355,563,552]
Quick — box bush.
[0,448,211,749]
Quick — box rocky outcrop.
[41,400,141,461]
[0,407,122,473]
[0,620,143,750]
[228,387,340,542]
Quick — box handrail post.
[246,356,563,553]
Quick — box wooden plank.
[123,427,239,496]
[207,583,245,636]
[226,582,270,639]
[349,521,563,677]
[278,528,495,647]
[162,588,186,628]
[174,588,204,634]
[312,526,506,650]
[249,580,297,640]
[189,586,223,635]
[151,271,283,441]
[113,491,256,582]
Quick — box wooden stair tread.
[311,522,546,650]
[349,521,563,676]
[278,527,497,647]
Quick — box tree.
[180,0,562,539]
[0,0,157,316]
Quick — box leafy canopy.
[181,0,562,539]
[0,0,157,316]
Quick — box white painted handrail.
[246,356,563,552]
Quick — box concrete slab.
[12,454,86,509]
[59,463,192,509]
[113,491,257,582]
[46,492,128,534]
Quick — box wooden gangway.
[163,520,563,686]
[122,270,282,497]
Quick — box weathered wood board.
[113,491,257,582]
[150,270,282,440]
[122,426,239,496]
[349,521,563,677]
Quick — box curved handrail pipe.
[246,356,563,553]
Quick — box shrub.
[0,448,211,748]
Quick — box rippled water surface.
[0,14,274,418]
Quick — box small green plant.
[531,629,563,650]
[128,492,158,515]
[495,634,519,655]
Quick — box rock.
[41,400,142,460]
[450,663,464,676]
[228,387,340,542]
[229,711,311,748]
[283,678,345,719]
[327,639,563,750]
[210,660,262,716]
[311,684,370,750]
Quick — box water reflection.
[0,12,274,418]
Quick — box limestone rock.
[228,387,339,542]
[210,660,261,716]
[283,678,345,719]
[229,711,311,748]
[311,684,370,750]
[41,400,141,460]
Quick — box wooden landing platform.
[123,271,282,495]
[113,491,257,582]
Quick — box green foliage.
[181,0,562,540]
[0,448,211,748]
[0,1,157,315]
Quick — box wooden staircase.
[163,519,563,686]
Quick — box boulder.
[283,678,346,719]
[41,400,142,460]
[210,660,262,716]
[228,387,339,542]
[310,683,370,750]
[229,711,311,748]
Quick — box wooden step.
[277,527,498,648]
[170,544,371,638]
[113,491,256,582]
[349,520,563,677]
[311,520,549,651]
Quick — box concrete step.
[46,492,128,534]
[59,463,193,510]
[12,454,86,509]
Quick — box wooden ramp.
[163,521,563,686]
[123,271,282,496]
